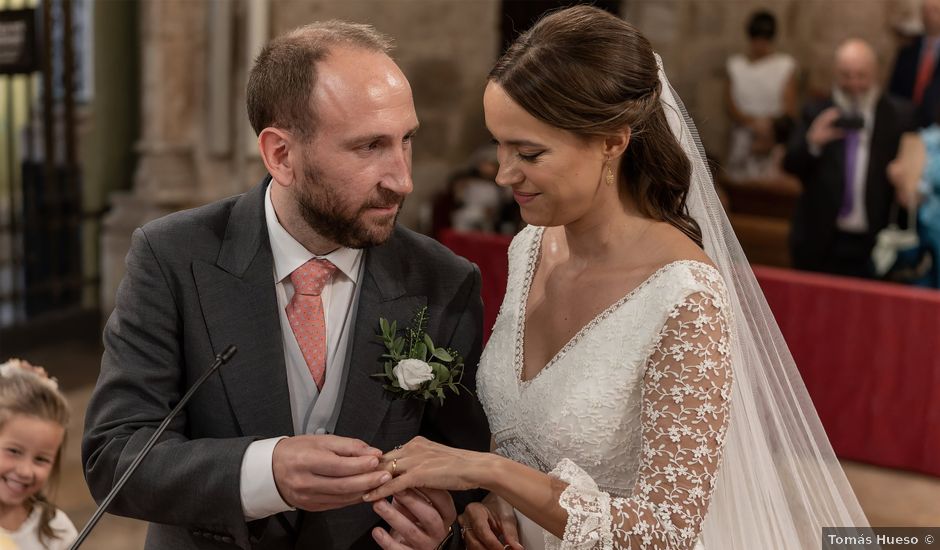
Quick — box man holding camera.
[784,39,915,278]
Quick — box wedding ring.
[391,458,398,475]
[503,545,511,550]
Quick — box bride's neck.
[562,203,648,263]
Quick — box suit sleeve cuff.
[240,437,294,520]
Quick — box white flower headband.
[0,358,61,391]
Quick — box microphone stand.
[70,345,238,549]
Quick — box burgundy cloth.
[754,265,940,477]
[439,229,512,343]
[439,228,940,477]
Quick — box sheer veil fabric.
[655,54,873,549]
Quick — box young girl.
[0,359,76,550]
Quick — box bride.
[365,6,872,549]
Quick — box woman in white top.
[726,11,798,182]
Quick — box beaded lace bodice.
[477,226,734,549]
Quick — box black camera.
[833,113,865,130]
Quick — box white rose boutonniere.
[373,306,469,403]
[392,359,435,390]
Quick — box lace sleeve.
[549,289,733,550]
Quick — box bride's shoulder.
[644,224,727,297]
[645,222,714,268]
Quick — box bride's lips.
[513,190,540,205]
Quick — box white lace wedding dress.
[477,225,734,550]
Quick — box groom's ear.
[602,128,631,159]
[258,127,297,186]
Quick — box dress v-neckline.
[513,226,714,389]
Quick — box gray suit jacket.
[82,178,490,549]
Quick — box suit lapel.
[333,229,426,445]
[194,178,294,438]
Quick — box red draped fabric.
[754,266,940,478]
[439,229,512,343]
[439,228,940,477]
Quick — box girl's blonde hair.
[0,360,70,547]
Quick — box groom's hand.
[272,435,388,512]
[459,494,523,550]
[371,488,457,550]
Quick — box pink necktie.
[286,259,337,390]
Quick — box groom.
[82,20,489,550]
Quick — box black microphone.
[70,345,238,549]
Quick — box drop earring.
[606,159,615,186]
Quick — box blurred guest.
[432,144,518,236]
[452,145,504,233]
[890,0,940,127]
[726,10,797,181]
[451,171,503,233]
[888,126,940,286]
[468,143,499,182]
[784,39,915,278]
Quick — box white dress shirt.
[239,184,364,520]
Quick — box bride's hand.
[459,493,523,550]
[363,436,489,502]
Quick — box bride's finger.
[363,473,415,502]
[379,454,413,478]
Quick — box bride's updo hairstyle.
[488,5,703,248]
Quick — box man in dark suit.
[82,21,490,550]
[889,0,940,127]
[784,39,915,278]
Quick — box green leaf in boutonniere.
[372,306,469,405]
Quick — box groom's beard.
[296,161,405,249]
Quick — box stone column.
[100,0,205,313]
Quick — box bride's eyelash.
[490,137,544,162]
[518,152,543,162]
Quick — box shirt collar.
[264,183,362,284]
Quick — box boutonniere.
[373,306,468,404]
